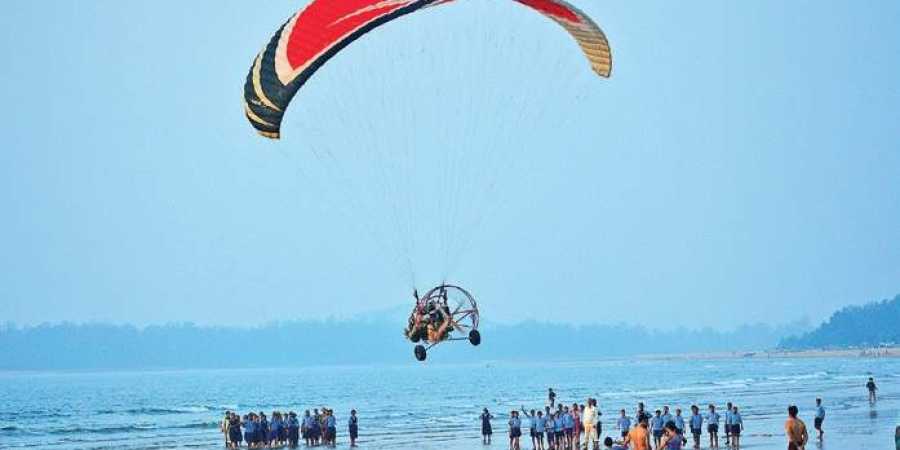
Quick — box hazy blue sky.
[1,0,898,330]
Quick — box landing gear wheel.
[469,330,481,346]
[414,345,427,361]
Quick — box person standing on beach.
[287,412,300,448]
[618,410,632,438]
[482,408,495,445]
[348,409,359,448]
[784,405,808,450]
[688,406,702,450]
[813,398,825,441]
[228,412,243,449]
[521,407,538,450]
[572,403,583,450]
[549,388,557,408]
[545,412,556,450]
[706,405,720,449]
[510,410,523,450]
[661,407,673,429]
[623,416,650,450]
[730,407,743,450]
[723,402,733,447]
[866,377,878,403]
[583,399,599,450]
[650,410,664,449]
[221,411,232,447]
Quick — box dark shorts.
[349,424,358,439]
[327,427,336,440]
[814,417,823,430]
[732,426,741,436]
[546,431,555,442]
[565,427,573,437]
[535,432,544,440]
[230,429,242,443]
[691,427,701,437]
[555,431,564,440]
[653,430,664,438]
[708,424,718,434]
[510,427,521,438]
[482,424,492,436]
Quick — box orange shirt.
[627,426,649,450]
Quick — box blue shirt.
[509,417,521,429]
[288,417,300,428]
[661,413,674,426]
[732,413,742,426]
[326,416,336,428]
[690,414,703,429]
[563,414,575,429]
[674,415,685,431]
[554,417,564,432]
[618,417,631,430]
[815,406,825,419]
[533,417,545,431]
[244,420,256,433]
[707,412,720,425]
[724,410,733,425]
[651,416,664,431]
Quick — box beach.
[1,355,897,450]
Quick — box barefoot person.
[618,410,632,439]
[510,410,523,450]
[650,410,664,449]
[784,405,808,450]
[866,377,878,403]
[583,399,599,450]
[348,409,359,447]
[706,405,720,449]
[482,408,495,445]
[813,398,825,441]
[730,407,743,450]
[688,406,702,450]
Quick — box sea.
[1,356,898,450]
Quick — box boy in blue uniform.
[689,405,703,450]
[731,406,743,450]
[617,409,631,438]
[706,405,720,449]
[650,410,664,448]
[814,398,825,441]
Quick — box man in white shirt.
[583,398,599,450]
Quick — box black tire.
[414,345,427,361]
[468,329,481,346]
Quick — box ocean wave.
[97,406,214,416]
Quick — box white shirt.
[583,406,598,426]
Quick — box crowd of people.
[220,408,358,449]
[482,382,878,450]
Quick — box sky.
[1,0,898,330]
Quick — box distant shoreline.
[638,346,900,361]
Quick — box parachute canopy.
[243,0,612,139]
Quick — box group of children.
[482,388,751,450]
[221,409,358,449]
